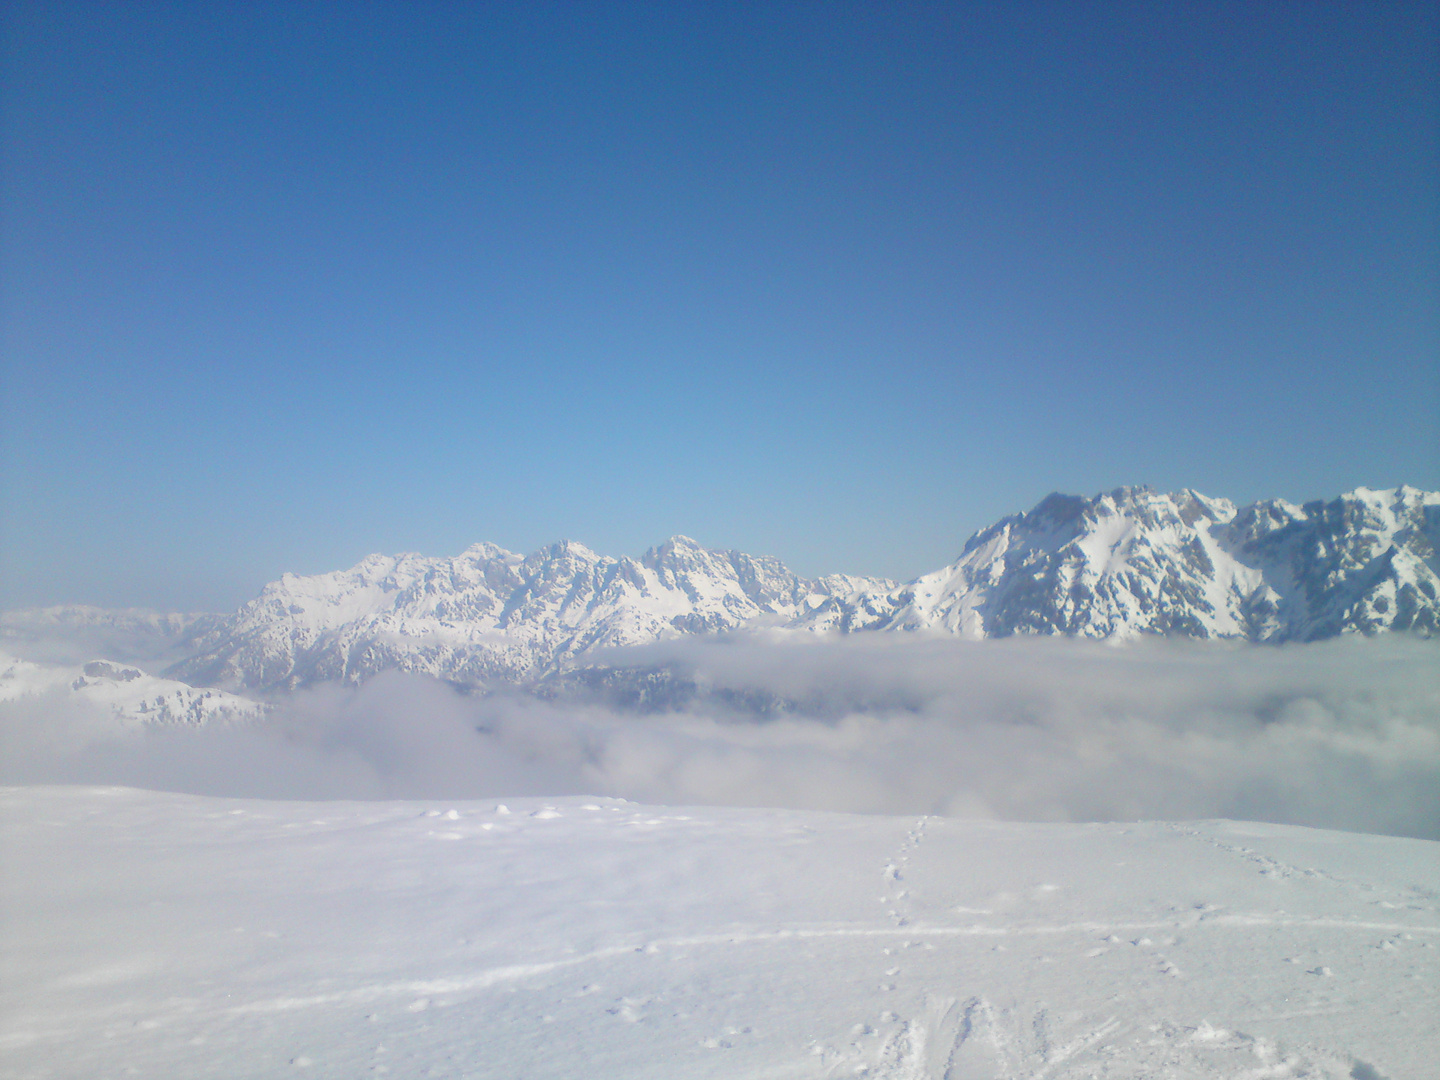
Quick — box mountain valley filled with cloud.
[5,486,1438,1076]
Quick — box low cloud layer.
[3,634,1437,839]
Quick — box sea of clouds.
[3,633,1437,839]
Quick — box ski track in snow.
[225,912,1440,1021]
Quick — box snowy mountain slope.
[1234,485,1440,639]
[3,786,1435,1080]
[803,485,1440,642]
[0,651,268,727]
[168,537,894,692]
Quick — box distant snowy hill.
[6,486,1436,694]
[0,651,268,727]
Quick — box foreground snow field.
[2,788,1436,1079]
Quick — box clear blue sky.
[3,1,1436,611]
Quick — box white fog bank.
[2,635,1436,839]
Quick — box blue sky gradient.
[3,2,1437,610]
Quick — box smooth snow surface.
[3,788,1435,1079]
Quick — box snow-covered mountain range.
[161,536,889,692]
[5,486,1436,702]
[805,484,1440,640]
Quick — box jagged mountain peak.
[458,541,524,564]
[648,533,706,554]
[530,538,603,561]
[643,535,750,573]
[1017,486,1234,532]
